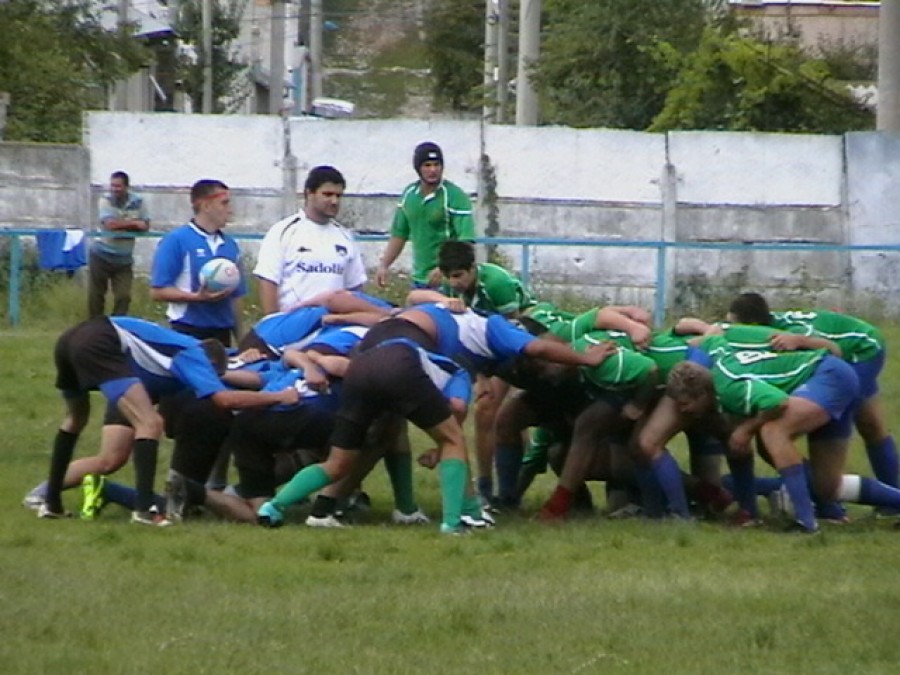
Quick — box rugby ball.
[198,257,240,293]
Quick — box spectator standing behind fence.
[375,142,477,289]
[149,180,246,347]
[88,171,150,318]
[253,165,367,315]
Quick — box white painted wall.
[6,112,900,318]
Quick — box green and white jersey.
[441,262,535,316]
[391,179,476,285]
[771,310,883,363]
[575,329,657,393]
[707,336,829,417]
[525,302,600,342]
[647,325,786,381]
[646,329,691,381]
[702,323,796,359]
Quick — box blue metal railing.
[4,228,900,327]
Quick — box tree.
[648,29,874,133]
[172,0,250,113]
[0,0,148,143]
[423,0,484,112]
[532,0,715,129]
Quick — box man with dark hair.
[376,142,476,289]
[88,171,150,318]
[254,166,367,315]
[150,179,246,346]
[436,240,535,318]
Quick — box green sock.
[438,458,467,528]
[272,464,331,510]
[462,492,482,518]
[384,452,418,514]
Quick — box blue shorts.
[686,346,713,368]
[791,355,860,440]
[850,348,884,400]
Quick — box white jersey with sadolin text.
[253,212,367,311]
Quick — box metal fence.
[3,228,900,327]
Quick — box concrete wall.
[0,143,90,231]
[3,112,900,319]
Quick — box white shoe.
[131,510,173,527]
[37,503,69,519]
[23,489,46,511]
[460,510,495,529]
[607,503,643,520]
[392,508,430,525]
[305,514,345,528]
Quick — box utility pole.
[877,0,900,131]
[202,0,213,113]
[496,0,510,123]
[294,0,311,114]
[270,0,286,114]
[483,0,499,122]
[310,0,323,102]
[515,0,540,125]
[115,0,130,110]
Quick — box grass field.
[2,283,900,674]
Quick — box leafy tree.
[0,0,148,143]
[649,29,874,133]
[423,0,484,111]
[532,0,717,129]
[172,0,250,113]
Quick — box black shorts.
[54,317,132,392]
[331,343,451,449]
[170,322,232,347]
[230,405,336,498]
[355,317,437,354]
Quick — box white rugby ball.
[199,257,240,293]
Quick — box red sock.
[544,485,573,516]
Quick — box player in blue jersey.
[150,180,247,346]
[257,307,476,533]
[238,289,394,359]
[36,316,298,525]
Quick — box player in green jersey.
[537,328,658,520]
[633,322,838,521]
[376,142,476,289]
[668,336,900,532]
[728,293,898,499]
[407,241,537,506]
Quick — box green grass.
[3,316,900,673]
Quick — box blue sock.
[494,444,522,505]
[754,476,783,496]
[722,475,780,496]
[780,464,816,531]
[635,467,666,518]
[101,481,165,512]
[102,480,137,510]
[651,453,690,518]
[476,475,493,501]
[866,436,899,488]
[726,457,758,517]
[859,476,900,509]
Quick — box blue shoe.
[257,501,284,528]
